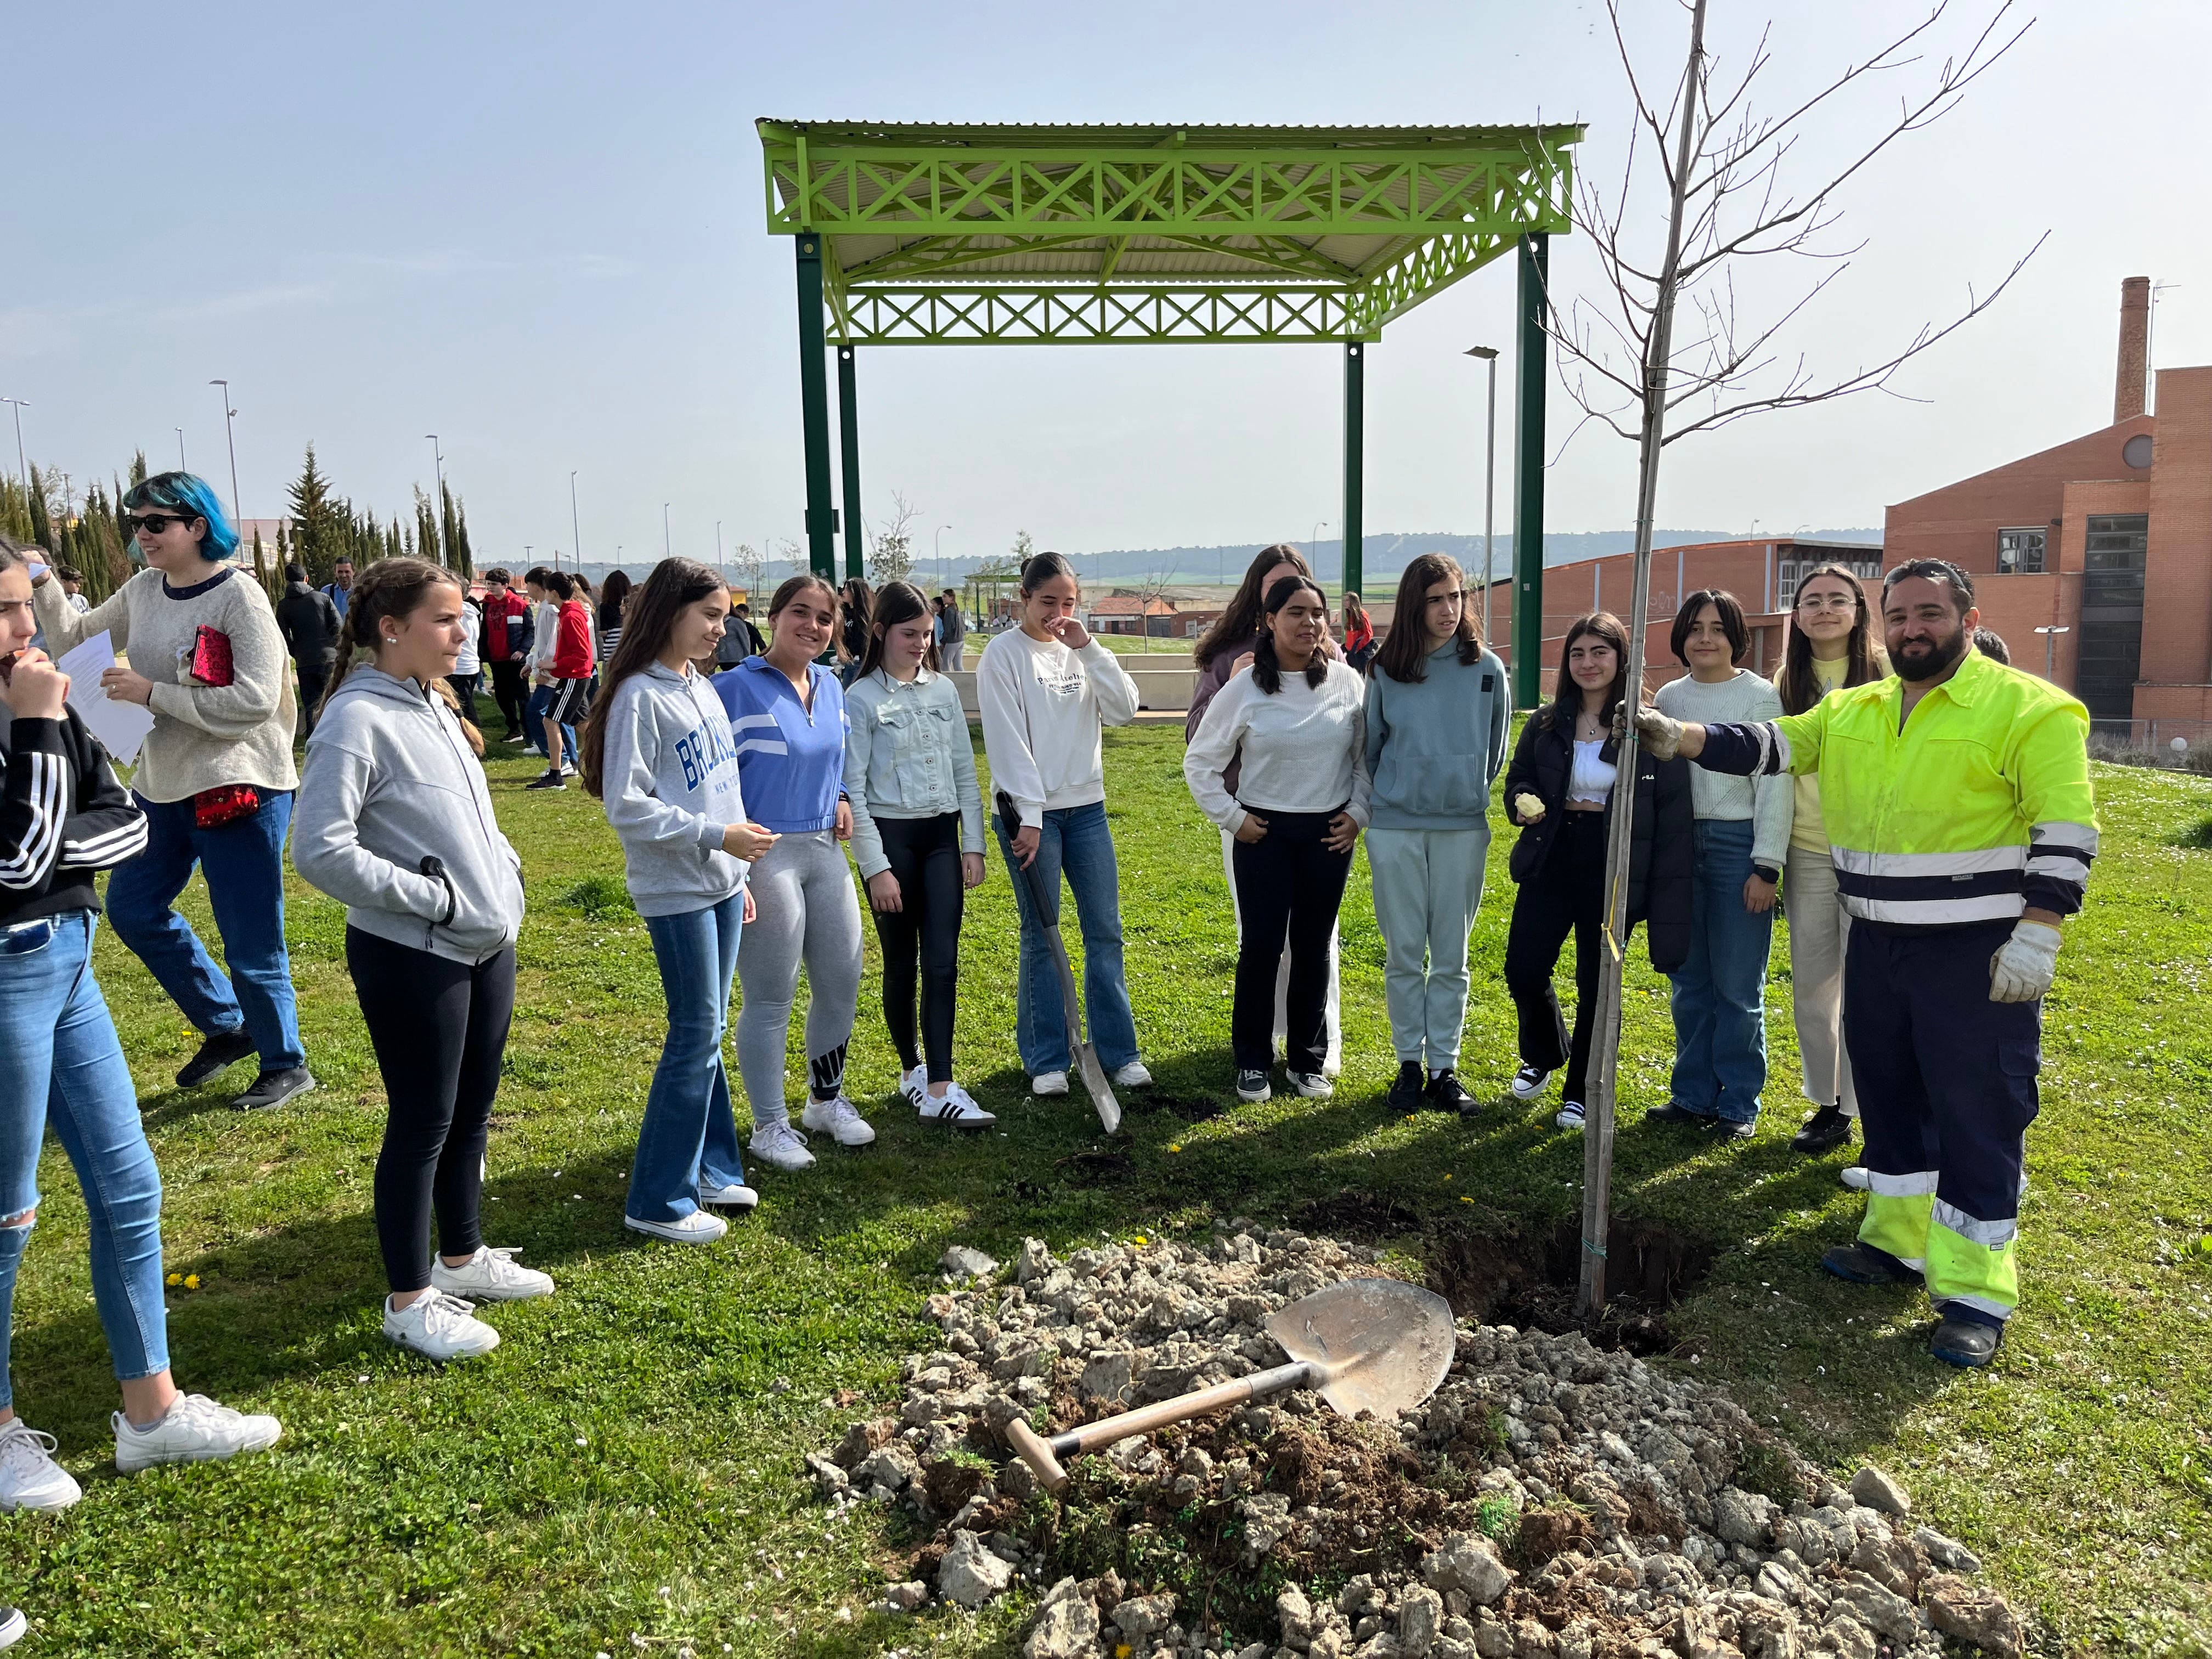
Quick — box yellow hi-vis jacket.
[1727,647,2098,925]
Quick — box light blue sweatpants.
[1367,826,1492,1068]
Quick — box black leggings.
[869,812,966,1081]
[1504,810,1608,1104]
[1229,808,1354,1074]
[347,927,516,1293]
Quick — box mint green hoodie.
[1361,642,1512,831]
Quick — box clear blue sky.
[8,2,2207,573]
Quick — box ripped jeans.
[0,912,170,1410]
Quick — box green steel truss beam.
[761,134,1576,246]
[832,285,1358,346]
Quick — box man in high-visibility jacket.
[1630,558,2096,1367]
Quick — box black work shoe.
[1820,1241,1922,1286]
[1930,1315,2003,1368]
[177,1028,257,1090]
[1711,1117,1757,1141]
[233,1067,317,1112]
[1646,1101,1714,1128]
[1385,1062,1425,1113]
[1792,1101,1855,1154]
[1425,1070,1475,1116]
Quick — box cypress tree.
[288,444,344,585]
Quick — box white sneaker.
[802,1093,877,1148]
[1841,1165,1871,1190]
[1555,1101,1588,1131]
[898,1063,930,1108]
[625,1208,730,1244]
[1111,1060,1153,1089]
[697,1180,759,1209]
[560,762,577,777]
[0,1605,24,1647]
[1511,1063,1554,1101]
[0,1419,81,1511]
[749,1119,817,1170]
[383,1291,501,1361]
[918,1082,997,1128]
[112,1393,284,1473]
[1289,1071,1334,1099]
[1031,1070,1069,1097]
[431,1245,554,1302]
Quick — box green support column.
[1342,340,1365,598]
[1511,234,1550,707]
[795,235,837,578]
[837,345,865,582]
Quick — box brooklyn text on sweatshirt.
[1361,642,1513,831]
[1183,658,1373,837]
[0,708,149,926]
[31,565,298,803]
[975,629,1139,828]
[294,668,524,964]
[604,662,751,917]
[714,655,848,834]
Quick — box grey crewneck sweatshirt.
[1653,668,1793,867]
[1361,641,1513,830]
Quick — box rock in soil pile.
[804,1227,2028,1659]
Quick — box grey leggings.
[735,829,865,1127]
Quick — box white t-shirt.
[454,601,482,676]
[1183,658,1373,836]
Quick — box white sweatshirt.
[977,630,1139,828]
[1183,658,1372,837]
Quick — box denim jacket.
[842,667,985,879]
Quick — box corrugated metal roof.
[758,119,1585,149]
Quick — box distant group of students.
[0,466,2098,1509]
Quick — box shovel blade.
[1073,1042,1122,1135]
[1263,1278,1456,1423]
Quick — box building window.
[1776,555,1882,594]
[1996,528,2046,575]
[2083,514,2148,608]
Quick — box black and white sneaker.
[1289,1071,1333,1099]
[1509,1063,1553,1102]
[177,1027,256,1089]
[524,771,565,791]
[897,1063,930,1109]
[1424,1070,1475,1115]
[1386,1062,1425,1113]
[918,1083,996,1129]
[1234,1069,1272,1103]
[1554,1101,1587,1131]
[232,1067,316,1112]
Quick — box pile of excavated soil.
[804,1226,2029,1659]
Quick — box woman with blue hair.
[30,472,313,1111]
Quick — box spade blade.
[1263,1278,1456,1423]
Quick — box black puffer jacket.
[1502,708,1694,972]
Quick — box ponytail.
[319,556,465,719]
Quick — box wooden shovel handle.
[1008,1361,1316,1492]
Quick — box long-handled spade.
[996,791,1121,1135]
[1005,1278,1456,1493]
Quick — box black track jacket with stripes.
[0,710,149,926]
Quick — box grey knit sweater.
[33,566,298,803]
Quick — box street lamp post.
[210,381,249,577]
[175,427,187,471]
[0,398,26,490]
[425,435,444,561]
[663,503,672,560]
[934,523,952,590]
[1466,346,1500,646]
[2034,624,2072,684]
[569,470,582,567]
[716,521,724,573]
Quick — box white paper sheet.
[54,631,155,765]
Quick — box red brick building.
[1882,277,2209,730]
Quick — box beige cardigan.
[34,566,298,803]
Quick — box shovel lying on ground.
[996,791,1121,1135]
[1006,1277,1455,1493]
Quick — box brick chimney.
[2115,275,2151,422]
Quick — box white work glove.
[1611,701,1684,760]
[1988,920,2062,1003]
[1512,792,1546,825]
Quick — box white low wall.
[947,665,1198,715]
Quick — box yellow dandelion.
[165,1272,182,1286]
[1118,1647,1133,1659]
[183,1274,201,1290]
[1133,1235,1149,1246]
[1459,1196,1473,1204]
[1166,1144,1182,1154]
[1443,1174,1454,1181]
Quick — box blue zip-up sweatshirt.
[714,654,848,833]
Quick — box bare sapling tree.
[1560,0,2042,1317]
[867,491,920,586]
[729,541,768,605]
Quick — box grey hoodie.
[599,661,748,917]
[294,667,524,964]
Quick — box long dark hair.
[598,567,633,627]
[1777,562,1886,715]
[321,557,467,716]
[1017,550,1077,595]
[580,557,729,797]
[856,579,941,680]
[836,577,873,662]
[1250,574,1330,695]
[1374,552,1479,684]
[1543,611,1635,733]
[1194,543,1312,670]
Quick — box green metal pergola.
[757,119,1582,703]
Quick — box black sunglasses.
[125,511,201,535]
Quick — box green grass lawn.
[1,727,2207,1655]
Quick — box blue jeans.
[1667,817,1774,1123]
[525,684,578,764]
[0,913,170,1407]
[106,789,306,1074]
[992,801,1140,1076]
[627,892,749,1225]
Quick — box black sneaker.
[1646,1101,1715,1127]
[524,771,566,791]
[1929,1314,2002,1369]
[1792,1101,1855,1154]
[233,1067,317,1112]
[1712,1118,1757,1141]
[177,1028,257,1089]
[1508,1063,1553,1101]
[1820,1240,1922,1286]
[1234,1069,1271,1103]
[1425,1070,1475,1115]
[1385,1062,1425,1113]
